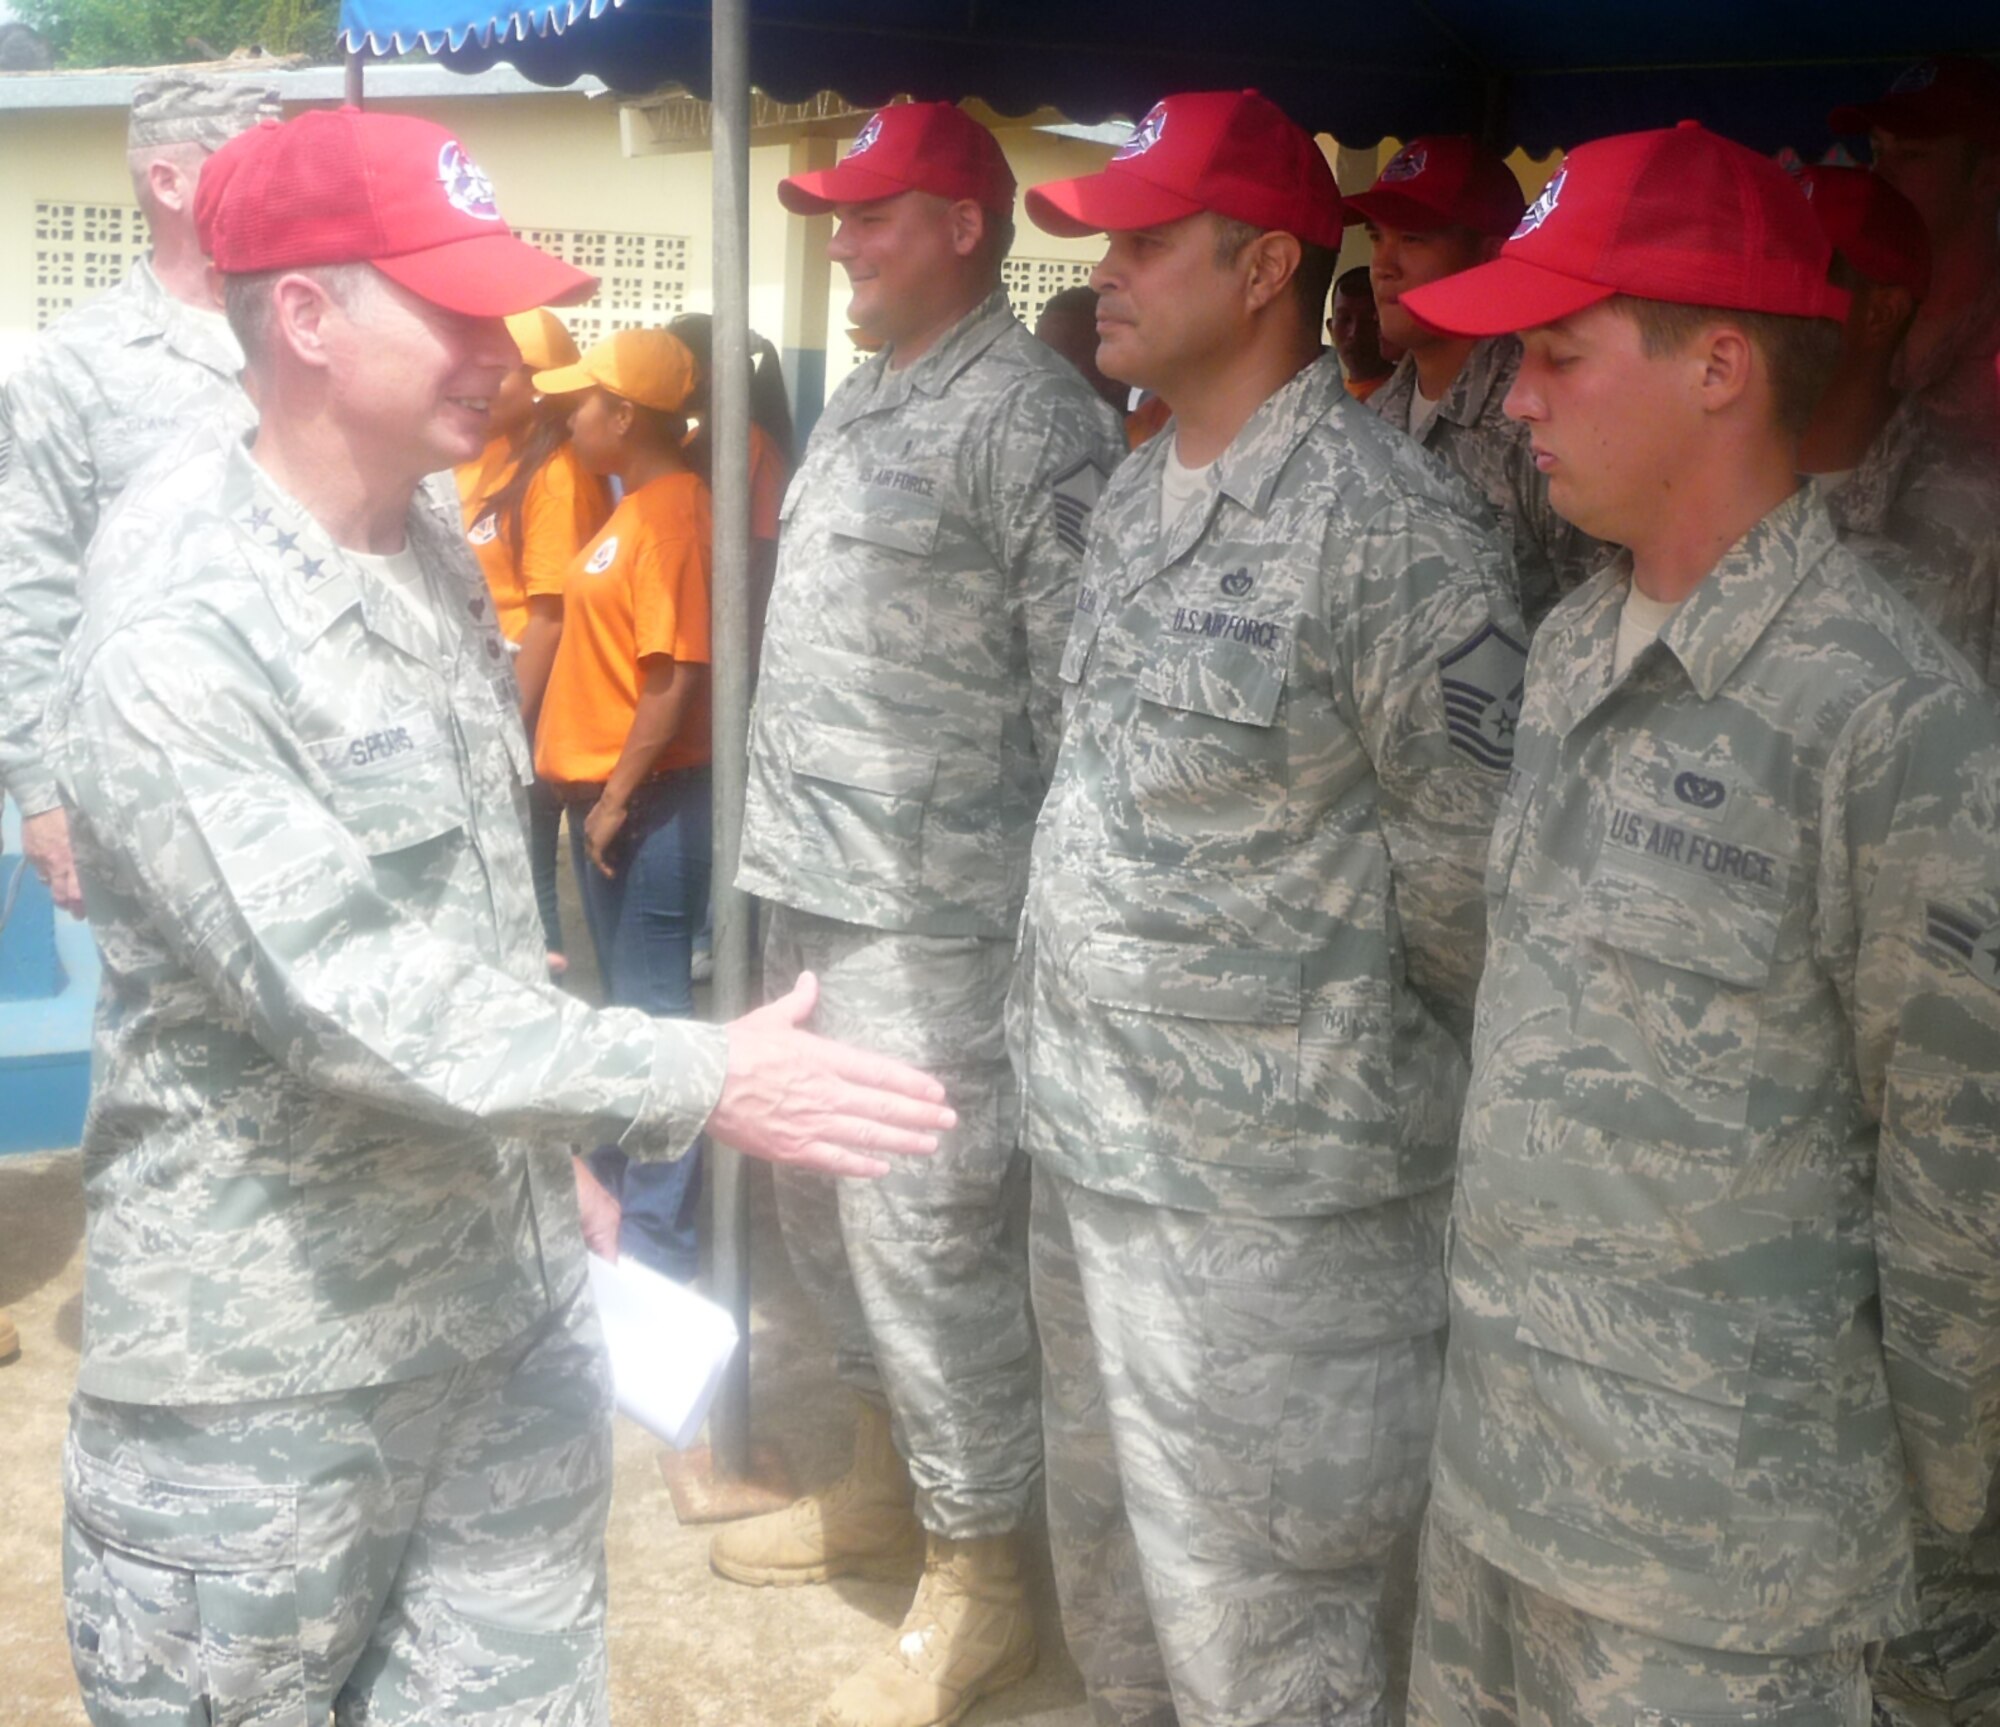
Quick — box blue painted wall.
[0,800,96,1154]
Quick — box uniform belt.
[545,766,710,806]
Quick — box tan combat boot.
[709,1400,924,1586]
[0,1308,16,1362]
[818,1532,1038,1727]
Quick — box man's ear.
[1861,282,1917,349]
[1694,322,1756,413]
[947,198,986,260]
[269,273,342,371]
[1241,231,1303,314]
[148,156,194,216]
[609,396,639,441]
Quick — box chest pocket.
[310,706,472,875]
[1557,759,1794,1159]
[1126,635,1289,861]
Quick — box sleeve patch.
[1051,457,1107,557]
[1926,903,2000,991]
[1438,621,1528,773]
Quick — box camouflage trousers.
[1874,1523,2000,1727]
[1030,1167,1447,1727]
[63,1288,614,1727]
[1409,1516,1874,1727]
[764,903,1038,1539]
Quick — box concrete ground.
[0,840,1089,1726]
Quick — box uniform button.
[486,638,502,660]
[469,597,485,618]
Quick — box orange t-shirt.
[1346,373,1390,404]
[455,439,611,642]
[1125,394,1172,449]
[535,470,713,784]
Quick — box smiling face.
[1365,221,1491,352]
[1505,300,1710,546]
[315,271,519,480]
[1088,214,1255,400]
[827,190,983,351]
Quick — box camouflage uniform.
[1815,392,2000,689]
[0,258,251,815]
[1372,336,1606,627]
[737,288,1123,1538]
[1014,354,1524,1726]
[51,423,728,1725]
[1414,491,2000,1726]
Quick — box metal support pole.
[706,0,756,1479]
[344,48,365,108]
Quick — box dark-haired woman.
[455,308,610,974]
[534,328,712,1278]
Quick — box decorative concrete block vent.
[33,201,148,328]
[518,226,690,349]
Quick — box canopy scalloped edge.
[338,0,624,57]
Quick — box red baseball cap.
[778,103,1016,215]
[1830,57,2000,147]
[206,107,595,317]
[1343,135,1526,238]
[1399,122,1849,338]
[1025,90,1343,250]
[1795,164,1931,301]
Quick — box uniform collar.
[1816,393,1927,539]
[1374,335,1516,435]
[221,436,458,665]
[124,257,245,381]
[827,289,1016,427]
[1115,353,1343,590]
[1543,487,1832,729]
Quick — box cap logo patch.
[467,513,498,546]
[1891,61,1939,94]
[1115,105,1167,162]
[438,142,499,222]
[1382,145,1429,183]
[848,113,885,158]
[585,536,619,574]
[1512,166,1566,239]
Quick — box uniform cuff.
[618,1019,730,1161]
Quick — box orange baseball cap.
[778,103,1017,215]
[505,308,582,373]
[533,328,696,413]
[1343,135,1526,238]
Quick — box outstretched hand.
[708,972,954,1179]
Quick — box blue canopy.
[338,0,2000,155]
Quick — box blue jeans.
[571,768,711,1280]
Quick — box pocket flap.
[65,1437,297,1571]
[829,487,943,557]
[1513,1270,1756,1408]
[1137,636,1286,727]
[790,724,937,798]
[1579,861,1783,988]
[1083,933,1302,1025]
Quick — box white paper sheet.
[586,1252,740,1451]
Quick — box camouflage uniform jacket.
[0,259,253,815]
[737,289,1125,938]
[1014,355,1526,1217]
[1816,393,2000,688]
[1373,335,1607,627]
[1432,489,2000,1653]
[50,425,728,1407]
